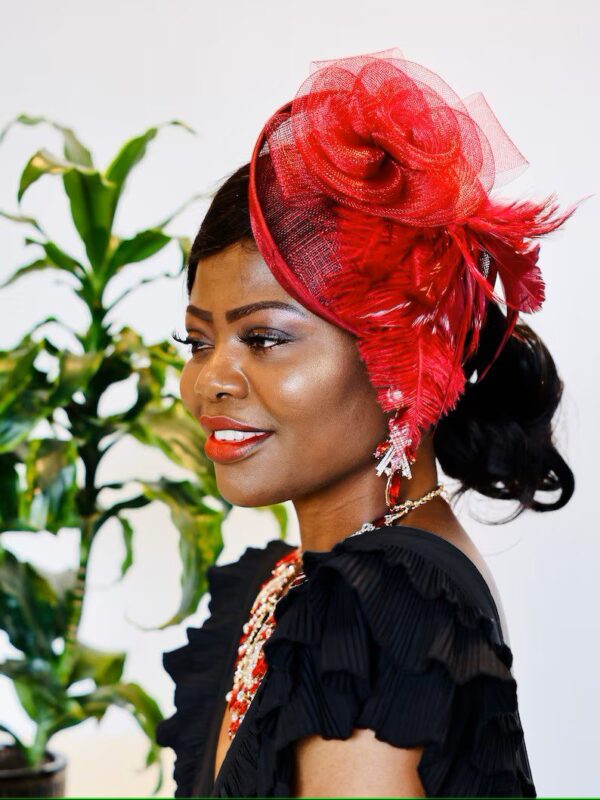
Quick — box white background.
[0,0,598,796]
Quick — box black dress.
[155,525,536,797]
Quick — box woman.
[156,48,576,797]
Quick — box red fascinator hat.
[248,47,577,484]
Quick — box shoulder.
[300,523,509,652]
[254,525,535,796]
[393,517,511,644]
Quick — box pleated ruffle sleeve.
[155,538,294,797]
[211,526,536,798]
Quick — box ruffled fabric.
[211,526,536,798]
[155,538,294,798]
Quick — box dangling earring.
[373,410,449,524]
[373,412,413,509]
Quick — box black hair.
[186,162,575,523]
[186,163,255,296]
[432,302,574,521]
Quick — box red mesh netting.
[248,47,577,468]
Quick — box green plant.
[0,115,287,794]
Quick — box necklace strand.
[224,482,448,740]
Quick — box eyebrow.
[185,300,309,324]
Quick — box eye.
[171,331,207,354]
[171,328,292,355]
[240,329,292,352]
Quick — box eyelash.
[171,328,291,355]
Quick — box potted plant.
[0,116,287,797]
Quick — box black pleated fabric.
[155,538,293,797]
[156,526,536,798]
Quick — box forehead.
[190,241,292,306]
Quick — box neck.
[293,437,441,554]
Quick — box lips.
[204,430,273,463]
[199,414,270,433]
[200,415,273,464]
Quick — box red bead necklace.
[225,547,306,739]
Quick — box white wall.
[0,0,598,796]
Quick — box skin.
[179,239,507,797]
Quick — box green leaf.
[76,324,164,416]
[116,515,134,579]
[105,120,195,190]
[16,695,89,767]
[0,452,20,527]
[0,208,45,235]
[0,657,66,714]
[23,439,80,533]
[153,190,208,228]
[176,235,192,272]
[106,228,171,275]
[0,721,27,751]
[50,351,103,407]
[67,642,126,686]
[75,681,165,794]
[0,257,79,290]
[105,270,181,314]
[93,494,150,536]
[17,148,97,201]
[0,237,86,293]
[96,681,163,738]
[146,338,185,370]
[17,149,118,269]
[140,479,225,628]
[0,337,44,415]
[128,400,212,477]
[82,350,134,416]
[0,114,93,167]
[256,503,289,540]
[90,337,187,460]
[0,418,39,457]
[18,237,86,279]
[0,544,67,657]
[13,689,89,764]
[41,240,86,276]
[62,167,119,269]
[20,320,82,358]
[0,337,55,453]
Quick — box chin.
[216,476,287,509]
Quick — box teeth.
[213,429,266,442]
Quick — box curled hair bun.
[433,303,574,521]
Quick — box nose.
[190,347,249,402]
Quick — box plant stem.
[55,515,91,685]
[55,435,101,685]
[29,719,53,767]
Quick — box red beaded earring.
[374,411,414,510]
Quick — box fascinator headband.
[248,47,576,481]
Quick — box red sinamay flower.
[249,47,579,465]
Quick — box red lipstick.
[200,415,273,464]
[204,431,272,463]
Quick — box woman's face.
[179,240,389,507]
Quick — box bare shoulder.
[292,728,425,798]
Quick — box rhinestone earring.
[373,412,414,509]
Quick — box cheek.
[179,362,194,410]
[284,366,383,501]
[258,354,342,419]
[264,343,384,456]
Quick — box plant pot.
[0,745,66,798]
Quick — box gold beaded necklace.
[224,482,448,740]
